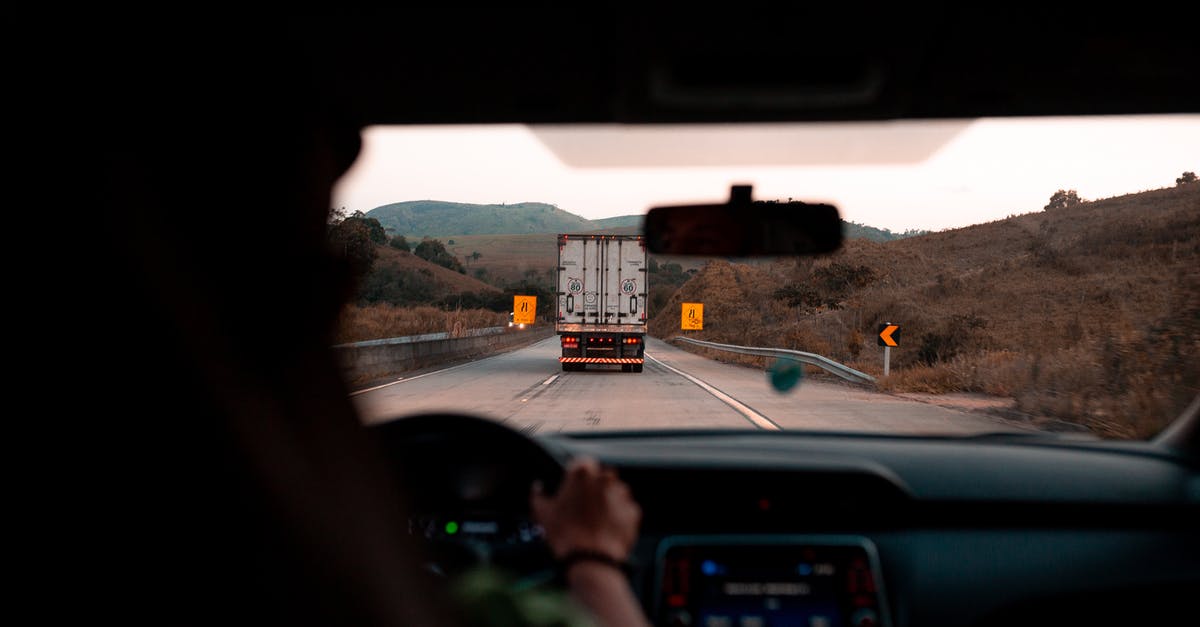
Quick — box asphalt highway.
[353,337,1027,435]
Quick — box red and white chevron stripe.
[559,357,644,364]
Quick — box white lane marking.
[541,375,559,386]
[350,377,407,395]
[348,360,480,396]
[644,353,781,431]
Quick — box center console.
[653,535,890,627]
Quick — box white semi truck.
[555,233,647,372]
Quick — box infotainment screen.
[654,535,890,627]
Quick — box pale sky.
[333,115,1199,233]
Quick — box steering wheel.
[367,413,568,580]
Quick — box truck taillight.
[561,336,579,348]
[623,337,641,344]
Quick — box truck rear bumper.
[559,357,644,364]
[556,324,645,333]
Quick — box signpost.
[877,323,900,376]
[513,295,537,325]
[681,303,704,330]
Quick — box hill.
[443,233,560,287]
[368,201,917,244]
[649,183,1200,438]
[334,242,528,345]
[364,199,920,287]
[591,215,643,230]
[367,200,596,237]
[353,243,500,307]
[844,220,928,242]
[439,219,916,286]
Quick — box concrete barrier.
[335,325,555,385]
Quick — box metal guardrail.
[671,336,877,385]
[334,326,506,348]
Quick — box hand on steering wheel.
[530,457,641,564]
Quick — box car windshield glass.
[332,116,1199,440]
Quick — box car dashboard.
[371,415,1200,627]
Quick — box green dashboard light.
[444,521,459,535]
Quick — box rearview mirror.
[642,185,843,256]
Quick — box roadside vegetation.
[333,304,507,345]
[649,178,1200,439]
[329,210,555,339]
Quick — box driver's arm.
[530,457,650,627]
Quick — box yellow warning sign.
[681,302,703,330]
[513,295,537,325]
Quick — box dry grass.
[334,304,507,344]
[650,184,1200,438]
[442,233,560,284]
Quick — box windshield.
[331,116,1199,440]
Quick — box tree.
[389,235,411,252]
[363,218,388,244]
[327,216,377,280]
[1177,171,1197,186]
[1044,189,1082,211]
[414,238,443,262]
[414,238,465,273]
[338,211,387,244]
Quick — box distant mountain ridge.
[591,215,643,230]
[366,200,642,237]
[844,221,928,242]
[366,200,915,241]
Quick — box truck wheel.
[632,364,643,373]
[621,364,632,373]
